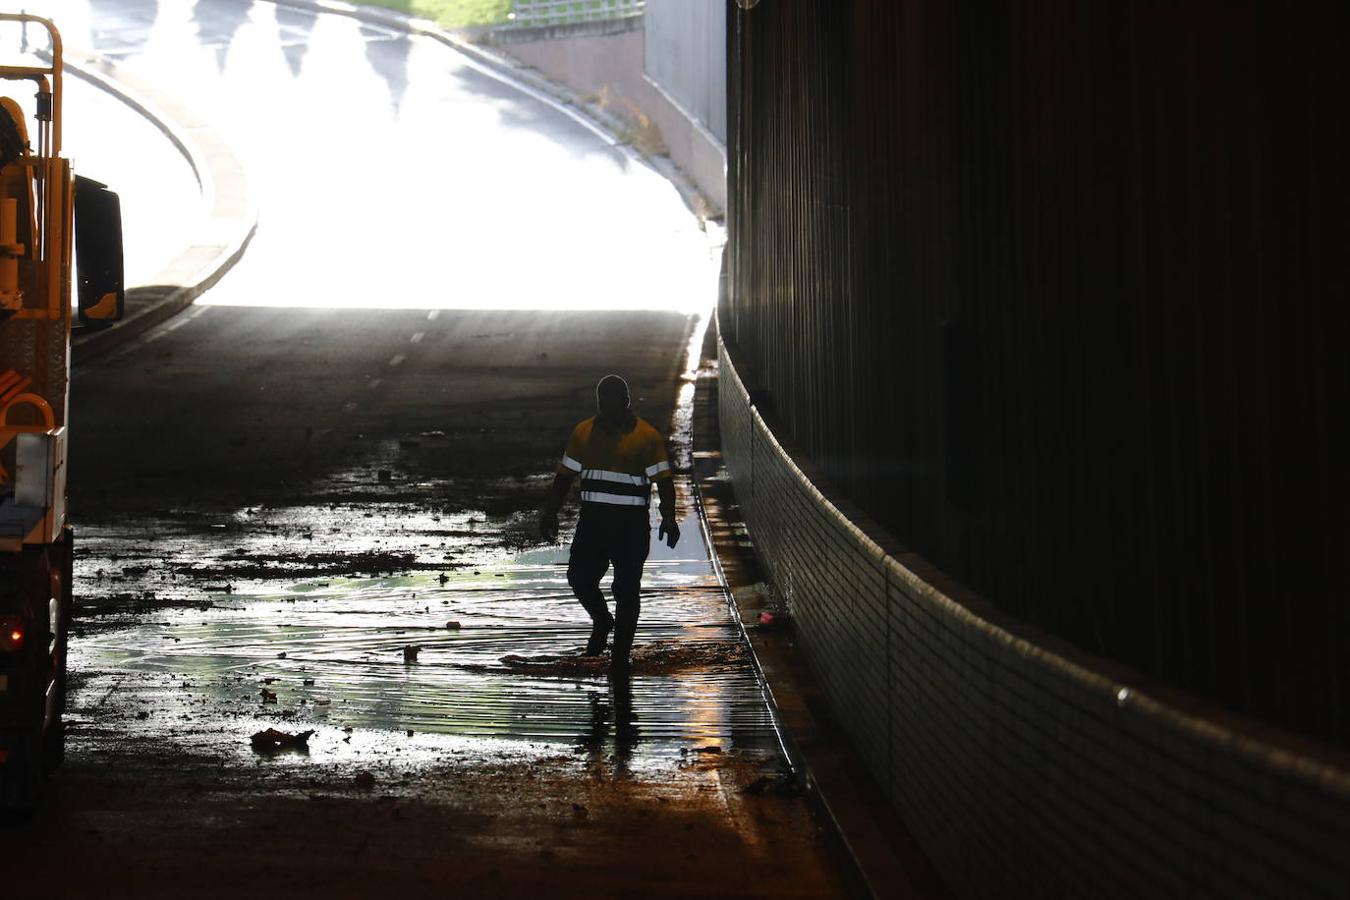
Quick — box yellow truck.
[1,13,124,808]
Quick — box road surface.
[5,3,851,897]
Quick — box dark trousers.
[567,504,651,658]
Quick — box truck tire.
[42,717,65,774]
[0,729,43,811]
[44,529,73,775]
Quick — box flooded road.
[5,2,850,896]
[69,490,778,763]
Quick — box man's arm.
[656,478,679,548]
[540,471,575,541]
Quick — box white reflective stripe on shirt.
[560,454,582,473]
[581,468,647,486]
[581,491,647,506]
[645,460,670,478]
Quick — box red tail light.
[0,616,22,653]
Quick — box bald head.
[595,374,631,424]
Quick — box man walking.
[540,375,679,672]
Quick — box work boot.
[610,619,635,673]
[585,617,613,656]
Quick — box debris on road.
[493,641,748,677]
[757,611,786,629]
[249,728,314,752]
[744,773,806,797]
[403,645,422,663]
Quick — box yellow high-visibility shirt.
[558,416,672,507]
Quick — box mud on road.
[11,733,838,899]
[7,308,852,897]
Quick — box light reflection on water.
[69,492,777,766]
[34,0,755,772]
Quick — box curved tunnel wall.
[720,1,1350,890]
[724,0,1350,749]
[718,334,1350,896]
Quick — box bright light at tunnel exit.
[193,242,722,315]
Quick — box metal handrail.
[0,13,63,321]
[507,0,645,28]
[0,13,62,153]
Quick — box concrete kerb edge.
[62,52,258,365]
[691,487,894,900]
[696,329,929,900]
[262,0,720,226]
[689,485,903,895]
[60,55,206,195]
[688,466,801,773]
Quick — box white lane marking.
[138,306,209,346]
[427,310,440,321]
[368,378,382,390]
[388,354,405,368]
[102,305,209,364]
[410,332,424,343]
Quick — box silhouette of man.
[540,375,679,672]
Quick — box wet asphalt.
[31,0,739,756]
[5,2,851,896]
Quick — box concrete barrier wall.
[492,25,727,215]
[718,332,1350,898]
[644,0,726,144]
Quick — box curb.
[264,0,717,225]
[692,356,946,900]
[63,51,257,365]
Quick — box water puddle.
[492,639,749,677]
[68,477,778,769]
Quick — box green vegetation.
[348,0,646,29]
[349,0,514,29]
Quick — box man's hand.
[540,509,559,542]
[541,472,574,543]
[656,479,679,548]
[658,516,680,549]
